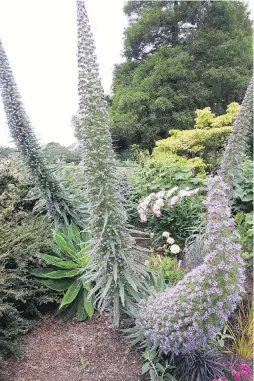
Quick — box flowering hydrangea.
[136,176,245,354]
[137,187,199,222]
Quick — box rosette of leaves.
[31,223,94,321]
[0,39,87,228]
[76,0,150,327]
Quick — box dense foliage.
[154,102,239,168]
[134,152,206,196]
[0,146,16,159]
[110,1,252,152]
[0,156,32,221]
[0,216,58,359]
[43,142,81,164]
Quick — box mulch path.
[0,314,144,381]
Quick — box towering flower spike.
[76,0,149,326]
[0,39,86,227]
[77,0,126,244]
[136,175,245,354]
[220,78,253,194]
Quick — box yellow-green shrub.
[153,102,240,167]
[195,102,240,129]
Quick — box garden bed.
[0,314,143,381]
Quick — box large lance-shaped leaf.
[60,280,82,308]
[31,268,80,279]
[40,278,73,291]
[39,254,79,269]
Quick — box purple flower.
[136,176,245,354]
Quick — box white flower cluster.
[162,232,181,254]
[137,187,199,223]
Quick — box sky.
[0,0,253,147]
[0,0,127,146]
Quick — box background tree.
[43,142,81,164]
[0,146,16,159]
[110,0,252,153]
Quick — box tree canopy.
[110,1,253,153]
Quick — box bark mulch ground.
[1,314,144,381]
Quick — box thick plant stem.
[0,39,86,227]
[76,0,149,327]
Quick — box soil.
[0,314,144,381]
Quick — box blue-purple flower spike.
[136,175,245,354]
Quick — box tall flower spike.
[219,78,253,195]
[136,175,245,354]
[76,0,149,327]
[0,39,87,227]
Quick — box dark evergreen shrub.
[0,216,59,359]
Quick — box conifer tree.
[0,39,86,227]
[76,0,149,327]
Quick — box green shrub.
[235,212,253,264]
[233,158,253,213]
[146,255,184,285]
[31,223,95,322]
[154,102,240,169]
[0,216,58,359]
[132,153,207,199]
[0,157,33,221]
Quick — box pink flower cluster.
[213,363,252,381]
[137,187,199,222]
